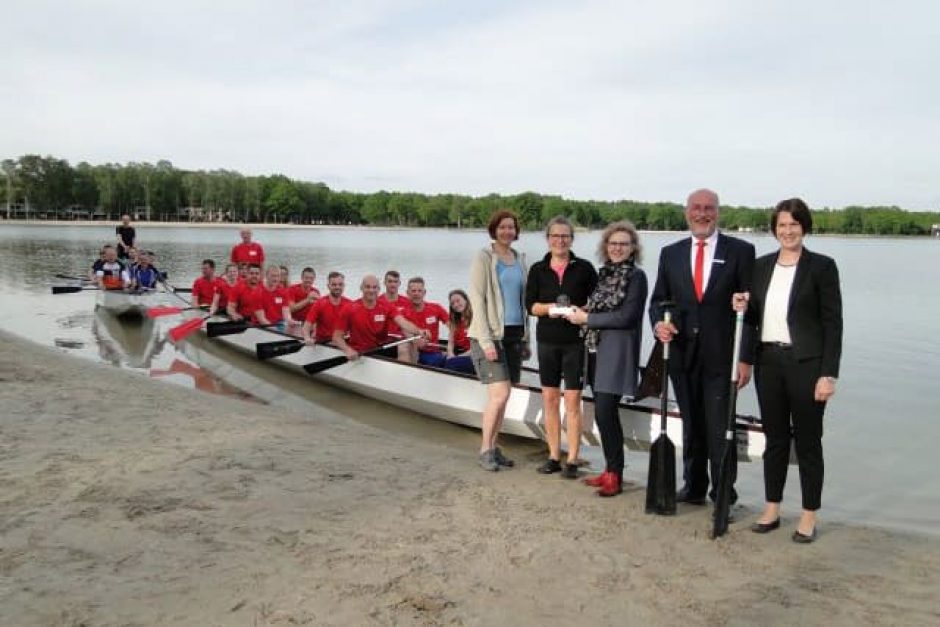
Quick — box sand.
[0,330,937,626]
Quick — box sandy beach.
[1,330,937,626]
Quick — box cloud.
[2,0,938,208]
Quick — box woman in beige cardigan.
[468,209,530,472]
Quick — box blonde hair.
[597,220,642,264]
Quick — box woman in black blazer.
[733,198,842,544]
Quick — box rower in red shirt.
[377,270,408,339]
[332,274,426,361]
[402,276,450,367]
[302,271,351,344]
[288,266,321,322]
[257,265,293,328]
[226,264,265,323]
[191,259,219,311]
[213,263,241,313]
[230,229,265,266]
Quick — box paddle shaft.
[712,310,745,538]
[303,335,421,375]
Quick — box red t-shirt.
[260,285,291,323]
[215,277,240,309]
[229,282,264,322]
[450,319,470,353]
[337,299,395,352]
[230,241,265,265]
[288,283,320,321]
[191,276,218,307]
[403,301,449,352]
[377,294,408,337]
[305,296,352,342]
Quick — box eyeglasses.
[548,234,572,240]
[607,241,634,247]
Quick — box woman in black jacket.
[733,198,842,543]
[526,215,598,478]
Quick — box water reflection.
[91,309,165,368]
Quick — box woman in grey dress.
[565,221,648,496]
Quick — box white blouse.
[761,263,796,343]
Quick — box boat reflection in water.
[91,309,167,369]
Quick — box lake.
[0,222,937,536]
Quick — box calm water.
[0,223,937,536]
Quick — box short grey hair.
[544,215,574,239]
[596,220,642,265]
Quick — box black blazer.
[649,233,756,374]
[744,248,842,377]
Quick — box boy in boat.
[191,259,219,311]
[92,245,129,290]
[332,274,426,360]
[288,266,320,322]
[402,276,450,367]
[227,264,265,322]
[230,229,265,266]
[302,271,351,345]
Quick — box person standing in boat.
[564,221,648,497]
[468,210,530,472]
[93,245,129,290]
[288,267,321,322]
[444,289,475,375]
[732,198,842,543]
[302,271,352,345]
[115,214,136,260]
[227,264,265,323]
[649,188,755,507]
[332,274,426,360]
[526,215,598,479]
[230,229,265,267]
[402,276,450,367]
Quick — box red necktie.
[694,240,706,302]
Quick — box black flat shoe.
[677,488,707,505]
[750,518,781,534]
[561,463,579,479]
[537,459,562,474]
[792,528,817,544]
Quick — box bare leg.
[397,341,416,363]
[563,389,583,463]
[758,501,781,524]
[542,386,562,460]
[797,509,817,535]
[481,381,510,454]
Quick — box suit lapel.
[676,238,694,299]
[703,233,725,299]
[787,248,811,317]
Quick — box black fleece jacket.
[525,251,598,344]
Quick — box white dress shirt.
[689,230,719,296]
[761,263,796,343]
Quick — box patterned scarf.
[584,260,635,352]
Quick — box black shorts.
[537,341,585,390]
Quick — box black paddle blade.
[636,341,665,401]
[303,355,349,375]
[711,443,735,538]
[205,320,250,338]
[52,285,85,294]
[256,339,303,360]
[645,434,677,515]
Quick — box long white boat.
[193,321,770,462]
[96,289,170,318]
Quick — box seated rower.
[288,266,321,322]
[226,264,265,322]
[131,251,160,291]
[402,276,449,367]
[302,271,351,345]
[191,259,219,313]
[89,246,107,281]
[332,274,426,361]
[444,289,476,374]
[212,263,241,315]
[92,245,129,290]
[279,265,290,289]
[257,264,294,329]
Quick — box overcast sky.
[2,0,938,209]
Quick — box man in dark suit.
[649,189,755,505]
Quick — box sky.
[2,0,939,209]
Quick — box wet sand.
[1,330,937,626]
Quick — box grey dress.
[586,269,648,397]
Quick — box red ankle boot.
[597,472,622,497]
[583,470,610,487]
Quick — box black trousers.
[593,391,624,475]
[670,357,736,502]
[756,345,825,511]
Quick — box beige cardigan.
[467,244,529,352]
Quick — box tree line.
[2,154,938,235]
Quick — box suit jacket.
[743,248,842,377]
[587,268,648,397]
[649,232,756,374]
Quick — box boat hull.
[96,290,168,318]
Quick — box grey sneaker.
[479,449,500,472]
[494,447,515,468]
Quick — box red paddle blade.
[169,317,205,343]
[147,306,184,319]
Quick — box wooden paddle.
[711,310,746,539]
[256,339,304,360]
[303,336,420,375]
[645,306,677,516]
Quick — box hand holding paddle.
[303,335,420,375]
